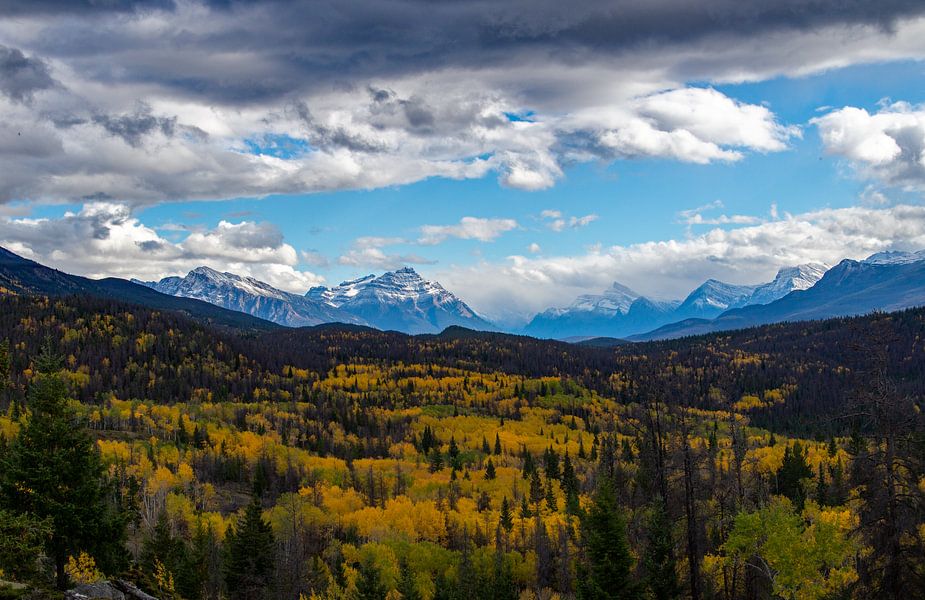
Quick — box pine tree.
[485,458,497,480]
[577,478,640,600]
[494,432,503,455]
[428,447,444,473]
[529,470,544,505]
[356,553,386,600]
[776,442,813,509]
[223,498,275,600]
[561,453,580,515]
[0,343,125,589]
[499,496,513,532]
[0,339,9,394]
[141,511,194,598]
[545,478,558,512]
[642,499,679,600]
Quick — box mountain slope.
[523,263,827,340]
[0,246,278,330]
[746,263,828,306]
[636,258,925,340]
[138,266,364,327]
[672,279,757,320]
[308,267,493,334]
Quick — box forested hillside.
[0,294,923,599]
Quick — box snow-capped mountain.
[636,254,925,341]
[565,282,640,316]
[136,266,363,327]
[307,267,493,334]
[746,263,829,306]
[524,262,832,340]
[861,250,925,265]
[522,282,679,339]
[673,279,757,320]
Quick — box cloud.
[813,102,925,190]
[0,202,324,292]
[1,2,920,203]
[0,45,56,104]
[437,204,925,324]
[528,242,541,254]
[418,217,518,245]
[541,210,599,232]
[338,236,435,270]
[677,200,763,226]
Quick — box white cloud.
[418,217,518,245]
[0,202,324,292]
[437,204,925,324]
[338,236,435,270]
[813,102,925,190]
[677,201,763,226]
[528,242,542,254]
[541,210,599,232]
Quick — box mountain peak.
[308,268,489,334]
[863,249,925,265]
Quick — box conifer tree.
[223,498,275,600]
[0,343,125,588]
[642,499,679,600]
[499,496,513,532]
[485,458,497,480]
[577,478,640,600]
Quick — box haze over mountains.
[3,244,925,340]
[523,262,829,339]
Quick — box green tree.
[776,442,813,509]
[499,497,513,532]
[0,344,125,588]
[485,458,497,480]
[642,499,679,600]
[224,498,275,600]
[356,552,386,600]
[576,478,640,600]
[0,508,51,582]
[720,497,858,600]
[0,339,9,394]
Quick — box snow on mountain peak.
[746,262,829,306]
[862,250,925,265]
[566,281,640,315]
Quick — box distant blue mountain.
[634,256,925,341]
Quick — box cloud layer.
[438,204,925,324]
[1,1,923,204]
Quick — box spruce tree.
[485,458,497,480]
[0,343,125,588]
[577,478,640,600]
[776,442,813,509]
[223,498,275,600]
[642,499,679,600]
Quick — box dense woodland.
[0,293,923,599]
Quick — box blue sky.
[125,61,925,290]
[2,2,925,324]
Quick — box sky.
[2,1,925,327]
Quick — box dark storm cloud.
[0,0,174,16]
[0,45,55,103]
[15,0,925,107]
[92,104,177,147]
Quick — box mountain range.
[634,255,925,341]
[522,262,829,339]
[141,266,492,335]
[2,244,925,340]
[0,246,277,330]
